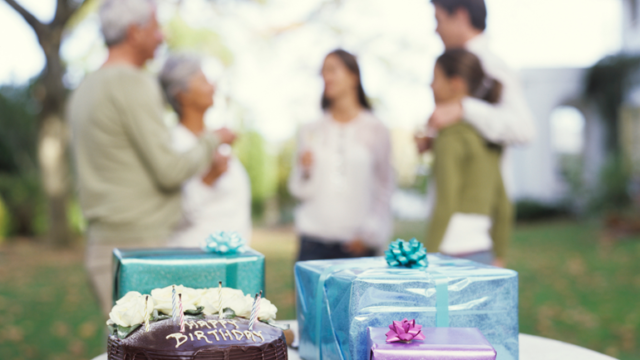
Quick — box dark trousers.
[297,235,376,261]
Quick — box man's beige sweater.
[67,65,218,243]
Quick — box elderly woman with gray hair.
[160,54,252,245]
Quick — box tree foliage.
[0,82,46,237]
[165,15,234,66]
[233,131,278,217]
[584,54,640,152]
[2,0,90,245]
[583,54,640,213]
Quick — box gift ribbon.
[203,231,246,255]
[435,281,450,327]
[385,239,428,269]
[314,263,359,360]
[313,260,450,360]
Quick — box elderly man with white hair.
[67,0,235,316]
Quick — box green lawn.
[0,220,638,359]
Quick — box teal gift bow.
[384,238,429,268]
[203,231,246,254]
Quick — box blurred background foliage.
[0,0,638,235]
[165,15,234,66]
[233,130,279,219]
[0,81,46,238]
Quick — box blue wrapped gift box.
[113,248,264,303]
[295,255,518,360]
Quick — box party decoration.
[171,286,178,325]
[144,296,151,332]
[385,319,425,343]
[384,238,428,268]
[218,281,223,319]
[249,291,262,330]
[179,294,185,333]
[203,231,246,255]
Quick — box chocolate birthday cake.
[108,315,287,360]
[106,285,286,360]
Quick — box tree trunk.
[3,0,85,247]
[38,114,71,247]
[38,26,72,247]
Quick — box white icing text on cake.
[166,320,266,349]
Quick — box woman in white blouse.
[159,54,252,245]
[289,49,395,261]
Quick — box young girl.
[427,49,512,266]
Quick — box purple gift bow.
[385,319,426,343]
[312,257,451,360]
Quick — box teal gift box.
[112,248,265,303]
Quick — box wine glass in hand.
[343,238,370,257]
[202,150,230,185]
[300,151,314,170]
[214,127,236,145]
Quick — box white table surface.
[92,320,617,360]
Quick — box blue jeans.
[297,235,376,261]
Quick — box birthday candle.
[218,281,223,320]
[255,291,262,322]
[179,293,185,333]
[172,286,178,325]
[144,296,150,332]
[171,286,177,324]
[248,293,258,330]
[248,291,262,330]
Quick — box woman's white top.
[288,111,395,251]
[168,124,252,246]
[438,213,493,255]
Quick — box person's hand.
[343,238,370,257]
[212,151,230,175]
[202,151,230,185]
[492,258,505,268]
[414,134,433,154]
[300,150,314,170]
[429,101,463,130]
[214,127,236,145]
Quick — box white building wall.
[507,1,631,203]
[623,0,640,52]
[510,68,606,202]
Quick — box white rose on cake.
[237,295,278,322]
[151,285,202,315]
[199,287,252,316]
[257,297,278,321]
[108,291,154,327]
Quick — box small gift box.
[295,239,518,360]
[112,232,264,304]
[368,321,497,360]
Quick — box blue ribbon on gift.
[203,231,247,254]
[313,258,450,360]
[384,238,429,269]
